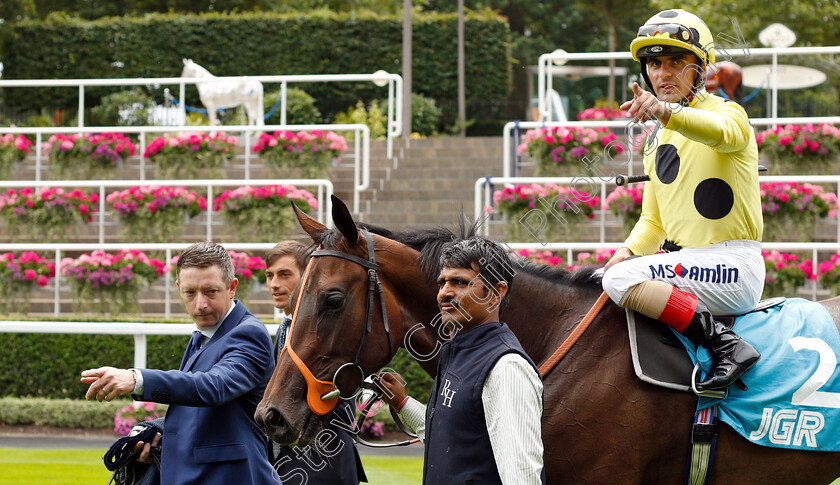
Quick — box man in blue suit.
[81,241,280,485]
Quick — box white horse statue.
[181,58,264,126]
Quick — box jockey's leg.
[602,241,765,391]
[620,280,760,391]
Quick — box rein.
[281,230,396,416]
[539,291,610,377]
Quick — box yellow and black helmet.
[630,9,715,65]
[630,9,714,97]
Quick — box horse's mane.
[311,220,602,290]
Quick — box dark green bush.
[88,88,155,126]
[264,87,322,126]
[0,332,186,399]
[408,93,442,136]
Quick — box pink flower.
[23,269,37,280]
[36,275,49,287]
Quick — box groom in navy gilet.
[380,237,546,484]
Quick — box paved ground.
[0,433,424,457]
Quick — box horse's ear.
[292,200,328,239]
[331,195,358,246]
[183,58,188,65]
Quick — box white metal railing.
[475,174,840,244]
[0,320,280,370]
[502,116,840,178]
[538,46,840,124]
[0,242,287,320]
[0,124,369,213]
[0,178,333,244]
[0,72,403,158]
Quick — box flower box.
[0,252,55,315]
[517,126,623,176]
[0,134,33,179]
[0,187,99,242]
[816,253,840,297]
[253,130,347,178]
[60,250,168,315]
[576,107,629,121]
[144,132,237,179]
[491,183,600,242]
[45,133,136,179]
[106,186,207,242]
[604,185,644,238]
[512,247,616,272]
[762,250,810,298]
[761,182,838,241]
[756,123,840,175]
[214,185,318,243]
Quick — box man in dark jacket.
[380,237,545,484]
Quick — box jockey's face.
[646,54,700,103]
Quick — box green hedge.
[0,397,125,428]
[1,312,435,404]
[0,333,187,399]
[1,10,510,127]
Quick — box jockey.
[602,9,764,391]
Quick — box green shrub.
[334,100,387,139]
[387,348,433,404]
[0,397,125,428]
[265,87,321,126]
[0,332,187,399]
[408,93,442,136]
[89,88,155,126]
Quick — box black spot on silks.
[694,178,734,220]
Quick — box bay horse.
[181,58,264,126]
[255,195,840,483]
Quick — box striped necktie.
[276,317,291,360]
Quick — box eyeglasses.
[637,23,698,46]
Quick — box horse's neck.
[502,272,607,364]
[381,248,443,377]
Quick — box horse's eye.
[324,294,344,310]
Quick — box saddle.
[626,297,786,392]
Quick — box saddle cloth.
[629,297,840,451]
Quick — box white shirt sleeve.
[482,353,544,485]
[396,396,427,442]
[132,368,144,394]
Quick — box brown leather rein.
[538,291,611,377]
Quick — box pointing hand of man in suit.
[81,366,136,402]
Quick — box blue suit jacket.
[135,300,280,485]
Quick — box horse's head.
[255,196,406,445]
[181,58,207,78]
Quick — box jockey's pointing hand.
[620,82,672,125]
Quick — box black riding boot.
[683,301,760,391]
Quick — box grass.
[0,448,111,485]
[0,447,423,485]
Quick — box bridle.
[280,229,397,416]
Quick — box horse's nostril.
[260,406,286,430]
